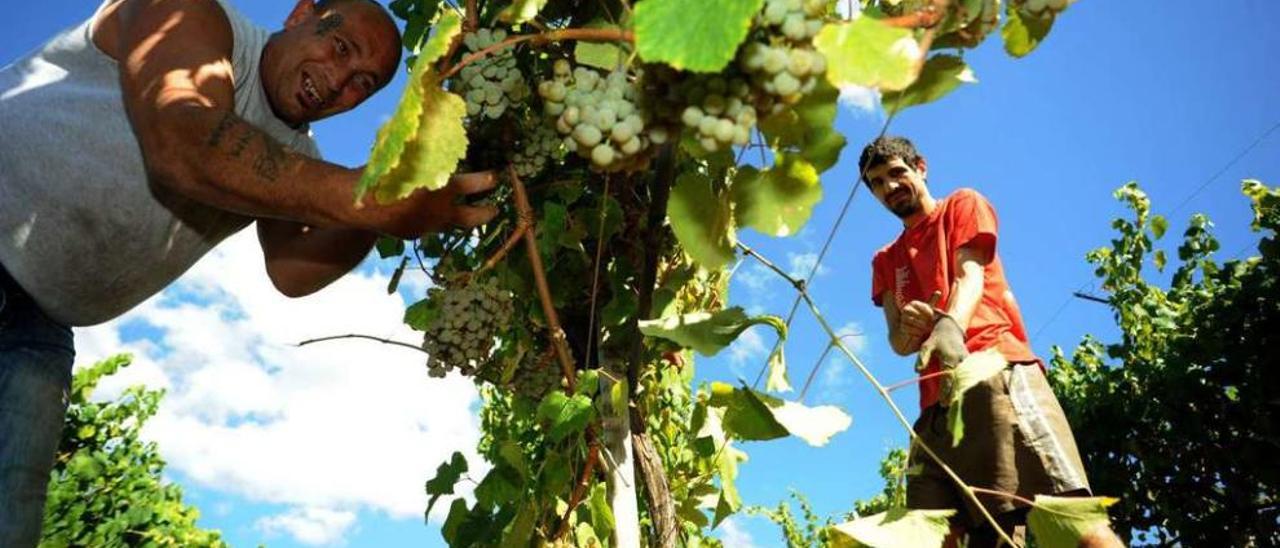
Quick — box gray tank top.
[0,0,321,326]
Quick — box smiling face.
[864,156,931,220]
[260,0,401,126]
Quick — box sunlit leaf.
[668,171,737,269]
[638,307,785,356]
[537,390,595,442]
[1001,6,1055,58]
[732,155,822,237]
[576,21,630,70]
[708,382,852,447]
[816,16,920,92]
[497,0,549,23]
[634,0,763,72]
[828,508,955,547]
[766,345,791,393]
[358,13,466,203]
[882,55,975,113]
[1027,496,1118,548]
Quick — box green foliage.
[1026,495,1118,548]
[40,355,225,547]
[944,349,1007,446]
[814,14,918,91]
[881,55,975,113]
[752,491,834,548]
[827,508,954,548]
[1050,180,1280,545]
[634,0,764,72]
[638,307,785,357]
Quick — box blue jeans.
[0,264,75,548]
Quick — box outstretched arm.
[112,0,494,238]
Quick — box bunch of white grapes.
[738,41,827,109]
[757,0,827,41]
[422,278,515,378]
[457,28,529,119]
[1019,0,1075,17]
[511,119,562,179]
[537,60,670,171]
[509,353,562,401]
[678,76,758,152]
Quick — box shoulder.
[946,187,990,206]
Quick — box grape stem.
[295,333,427,354]
[441,28,635,81]
[509,165,578,391]
[474,208,531,277]
[554,442,601,541]
[464,0,477,32]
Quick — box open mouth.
[300,71,325,111]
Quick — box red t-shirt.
[871,188,1038,409]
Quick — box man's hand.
[899,291,942,342]
[359,171,499,238]
[916,312,969,404]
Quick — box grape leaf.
[588,482,615,541]
[758,80,847,173]
[816,15,920,92]
[828,508,955,547]
[1027,496,1118,548]
[1001,6,1055,58]
[946,349,1008,446]
[708,382,852,447]
[497,0,549,24]
[638,307,785,356]
[576,21,630,70]
[536,390,595,442]
[732,154,822,237]
[634,0,764,72]
[425,451,468,518]
[357,13,466,203]
[882,55,975,113]
[668,171,737,270]
[766,345,791,393]
[713,434,748,527]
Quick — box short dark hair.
[858,136,923,185]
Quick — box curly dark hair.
[857,136,924,185]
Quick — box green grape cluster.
[758,0,827,41]
[677,76,758,153]
[1020,0,1075,17]
[509,353,562,401]
[457,28,529,119]
[421,278,515,378]
[738,0,830,109]
[537,60,670,171]
[511,119,563,179]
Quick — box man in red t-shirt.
[862,136,1120,547]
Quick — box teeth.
[304,75,322,106]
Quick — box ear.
[284,0,317,28]
[915,157,928,180]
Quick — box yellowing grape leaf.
[766,345,791,393]
[1001,6,1055,58]
[498,0,549,24]
[668,171,737,269]
[576,21,631,70]
[708,382,852,447]
[882,55,976,113]
[638,307,785,357]
[828,508,954,548]
[634,0,763,72]
[357,13,466,204]
[945,349,1007,446]
[1027,496,1118,548]
[816,16,920,92]
[732,154,822,237]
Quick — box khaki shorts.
[907,362,1091,529]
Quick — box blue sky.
[3,1,1278,546]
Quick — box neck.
[902,194,937,228]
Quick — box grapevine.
[352,0,1101,546]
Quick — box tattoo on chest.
[316,13,344,36]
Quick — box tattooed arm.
[109,0,496,239]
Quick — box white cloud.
[835,0,862,19]
[718,517,760,548]
[255,507,357,546]
[74,231,485,545]
[728,325,769,368]
[787,252,831,280]
[839,85,881,113]
[734,263,775,293]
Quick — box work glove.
[916,312,968,406]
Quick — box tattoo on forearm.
[252,135,288,182]
[316,13,343,36]
[206,111,238,147]
[229,130,253,158]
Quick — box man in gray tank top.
[0,0,497,543]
